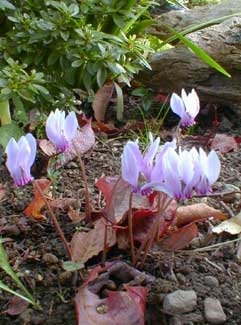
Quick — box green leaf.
[0,0,16,10]
[72,60,82,68]
[0,100,11,125]
[0,122,23,148]
[62,261,84,272]
[96,66,107,87]
[33,84,49,95]
[164,25,231,78]
[113,81,124,121]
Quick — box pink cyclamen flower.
[159,146,220,199]
[121,133,176,195]
[6,133,37,187]
[170,89,200,127]
[46,109,78,152]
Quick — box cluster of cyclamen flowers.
[122,89,221,199]
[6,109,78,187]
[5,88,220,200]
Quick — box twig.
[219,200,235,218]
[33,180,72,260]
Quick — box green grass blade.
[0,280,33,304]
[0,239,35,304]
[163,25,231,77]
[113,82,124,121]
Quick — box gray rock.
[204,276,219,288]
[204,298,227,324]
[163,290,197,314]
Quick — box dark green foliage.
[0,0,156,121]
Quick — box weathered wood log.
[138,13,241,113]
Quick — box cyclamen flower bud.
[46,109,78,152]
[6,133,37,187]
[170,89,200,127]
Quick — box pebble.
[42,253,59,264]
[204,298,227,324]
[163,290,197,314]
[204,276,219,288]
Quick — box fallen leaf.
[175,203,227,227]
[211,133,239,153]
[5,296,29,316]
[74,261,152,325]
[24,179,51,220]
[49,198,77,209]
[92,81,114,121]
[96,176,150,224]
[68,206,86,223]
[70,218,116,263]
[158,223,199,251]
[212,211,241,235]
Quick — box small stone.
[163,290,197,314]
[59,271,72,284]
[204,276,219,287]
[42,253,59,264]
[204,298,227,324]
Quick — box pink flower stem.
[74,150,92,224]
[128,191,135,263]
[33,180,72,260]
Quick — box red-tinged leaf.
[24,179,51,220]
[38,139,56,156]
[175,203,227,227]
[70,218,116,263]
[234,136,241,144]
[211,133,239,153]
[96,176,150,224]
[92,121,119,135]
[159,223,199,251]
[75,261,151,325]
[5,296,29,316]
[92,81,114,121]
[117,196,177,250]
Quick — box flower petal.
[64,111,78,141]
[170,93,185,118]
[207,150,221,185]
[121,144,140,189]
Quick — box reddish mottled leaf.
[159,222,199,251]
[96,176,150,224]
[92,81,114,121]
[211,133,239,153]
[24,179,51,220]
[175,203,227,227]
[5,296,29,316]
[117,197,177,250]
[75,262,151,325]
[70,218,116,263]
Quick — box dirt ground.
[0,107,240,324]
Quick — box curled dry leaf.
[24,179,51,220]
[175,203,227,227]
[74,261,152,325]
[212,211,241,235]
[92,81,114,121]
[70,218,116,263]
[211,133,239,153]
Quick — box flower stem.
[33,180,72,260]
[128,192,135,263]
[75,152,91,223]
